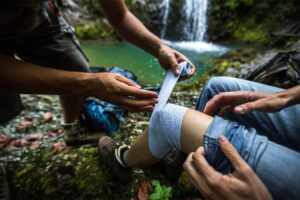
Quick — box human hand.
[158,45,195,80]
[203,91,289,115]
[183,135,272,200]
[91,73,158,112]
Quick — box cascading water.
[160,0,171,39]
[181,0,208,41]
[159,0,226,53]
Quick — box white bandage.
[148,103,188,159]
[148,62,191,159]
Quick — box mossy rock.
[7,147,134,200]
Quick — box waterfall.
[181,0,208,41]
[160,0,208,41]
[159,0,226,53]
[159,0,171,39]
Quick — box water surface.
[81,40,226,85]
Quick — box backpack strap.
[43,0,62,25]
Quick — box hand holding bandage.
[153,62,193,111]
[148,62,193,159]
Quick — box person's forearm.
[114,12,163,58]
[277,85,300,106]
[100,0,164,58]
[0,55,94,96]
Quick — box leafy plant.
[149,180,172,200]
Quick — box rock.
[42,112,53,122]
[62,0,87,24]
[273,20,300,38]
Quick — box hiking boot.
[63,120,106,146]
[160,149,187,181]
[98,136,132,183]
[0,164,10,200]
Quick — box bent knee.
[204,76,241,93]
[148,104,188,159]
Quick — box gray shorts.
[0,3,90,124]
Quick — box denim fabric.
[198,77,300,200]
[204,116,268,174]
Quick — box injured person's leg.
[98,103,214,182]
[124,103,213,168]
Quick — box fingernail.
[136,85,141,88]
[218,135,227,143]
[235,106,244,112]
[155,99,159,103]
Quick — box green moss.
[8,147,133,200]
[234,27,270,44]
[172,173,198,197]
[74,21,114,40]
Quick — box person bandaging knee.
[98,62,192,184]
[114,62,192,167]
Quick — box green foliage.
[234,27,270,44]
[208,0,300,45]
[149,180,172,200]
[74,21,114,40]
[74,23,99,39]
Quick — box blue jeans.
[197,77,300,200]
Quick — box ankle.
[115,145,130,168]
[62,119,78,127]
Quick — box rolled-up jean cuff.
[203,116,269,174]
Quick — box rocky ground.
[0,92,200,200]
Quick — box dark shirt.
[0,1,44,42]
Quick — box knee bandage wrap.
[148,104,188,159]
[147,62,191,159]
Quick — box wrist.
[154,42,166,58]
[76,73,97,97]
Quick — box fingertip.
[234,106,244,113]
[139,105,154,112]
[234,106,249,114]
[218,135,228,144]
[195,147,205,155]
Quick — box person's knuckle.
[218,92,226,99]
[113,88,121,95]
[245,103,254,110]
[240,164,252,174]
[206,175,219,188]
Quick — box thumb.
[218,135,247,169]
[169,57,180,75]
